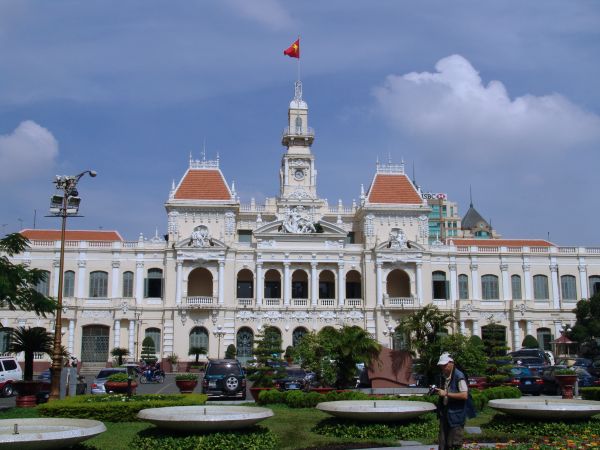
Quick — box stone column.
[513,320,521,350]
[256,263,263,306]
[416,262,423,306]
[218,261,225,305]
[472,320,480,338]
[135,261,144,304]
[337,262,345,307]
[526,320,533,337]
[68,319,75,355]
[111,261,120,298]
[114,319,121,348]
[175,261,183,305]
[470,262,479,300]
[311,262,318,307]
[283,262,291,306]
[449,263,457,307]
[460,320,466,335]
[523,262,532,300]
[500,263,509,301]
[77,260,86,298]
[550,263,560,309]
[128,320,135,357]
[579,261,589,299]
[376,262,383,307]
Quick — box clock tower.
[279,81,320,204]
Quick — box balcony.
[385,297,417,308]
[264,298,281,306]
[319,299,335,307]
[238,298,253,307]
[292,298,308,307]
[346,298,363,307]
[185,296,215,307]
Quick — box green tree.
[188,346,207,364]
[9,327,53,381]
[521,334,539,349]
[329,326,382,388]
[250,326,285,387]
[140,336,157,364]
[439,334,487,377]
[225,344,237,359]
[571,292,600,357]
[0,233,57,316]
[110,347,130,366]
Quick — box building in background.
[1,82,599,369]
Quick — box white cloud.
[222,0,293,31]
[0,121,58,182]
[373,54,600,164]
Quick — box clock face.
[294,169,305,180]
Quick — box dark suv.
[201,359,246,400]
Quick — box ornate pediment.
[255,218,346,237]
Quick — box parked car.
[0,356,23,397]
[90,368,127,395]
[506,366,544,395]
[511,356,547,375]
[201,359,246,400]
[467,376,488,390]
[541,366,599,395]
[274,367,315,391]
[509,349,551,365]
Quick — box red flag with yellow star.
[284,38,300,58]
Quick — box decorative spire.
[202,139,206,161]
[294,80,303,102]
[469,185,473,208]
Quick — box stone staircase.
[79,362,109,378]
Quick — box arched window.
[144,327,161,353]
[236,328,254,364]
[122,271,134,298]
[292,327,308,347]
[533,275,549,300]
[387,269,411,298]
[63,270,75,297]
[264,269,281,299]
[291,270,308,299]
[537,327,553,351]
[319,270,335,299]
[145,268,163,298]
[432,271,448,300]
[481,275,499,300]
[560,275,577,300]
[189,327,209,352]
[511,275,522,300]
[35,270,50,296]
[458,274,469,300]
[393,326,409,351]
[236,269,254,298]
[89,271,108,298]
[589,276,600,297]
[346,270,362,299]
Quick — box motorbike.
[139,368,165,384]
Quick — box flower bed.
[37,393,207,422]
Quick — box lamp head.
[89,170,97,177]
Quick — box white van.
[0,356,23,397]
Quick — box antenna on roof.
[412,161,417,187]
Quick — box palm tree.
[9,327,53,381]
[188,346,207,364]
[330,326,382,388]
[111,347,130,366]
[398,304,455,354]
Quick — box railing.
[292,298,308,307]
[530,247,549,253]
[240,204,266,212]
[559,247,577,254]
[346,298,362,307]
[507,247,522,253]
[328,206,354,214]
[282,126,315,138]
[387,297,415,307]
[88,241,111,248]
[185,296,215,306]
[319,299,335,307]
[587,248,600,254]
[264,298,281,306]
[237,298,253,306]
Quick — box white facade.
[3,82,600,366]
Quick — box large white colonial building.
[3,82,600,368]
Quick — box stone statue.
[190,225,211,247]
[389,228,407,249]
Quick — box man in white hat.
[434,352,469,450]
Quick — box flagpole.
[297,35,301,83]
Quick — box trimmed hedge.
[37,393,207,422]
[581,387,600,400]
[131,426,278,450]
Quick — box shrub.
[131,426,278,450]
[175,373,198,381]
[37,393,207,422]
[225,344,236,359]
[555,368,577,375]
[107,372,130,382]
[581,387,600,400]
[521,334,539,349]
[482,385,521,401]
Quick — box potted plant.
[166,353,179,372]
[188,346,207,371]
[284,346,294,364]
[554,368,577,399]
[175,373,198,393]
[111,347,130,366]
[105,372,137,394]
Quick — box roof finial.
[202,139,206,161]
[388,152,392,164]
[469,185,473,208]
[216,152,220,166]
[189,151,193,166]
[412,161,417,187]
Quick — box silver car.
[90,368,127,394]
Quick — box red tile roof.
[20,229,123,241]
[174,169,232,200]
[367,174,422,204]
[451,239,553,247]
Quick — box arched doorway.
[188,268,213,297]
[387,269,411,297]
[236,327,254,365]
[81,325,110,363]
[292,327,308,347]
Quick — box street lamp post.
[48,170,96,401]
[213,326,226,359]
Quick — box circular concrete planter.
[137,405,274,431]
[0,418,106,449]
[488,397,600,420]
[316,400,436,422]
[555,375,577,399]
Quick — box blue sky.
[1,1,599,245]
